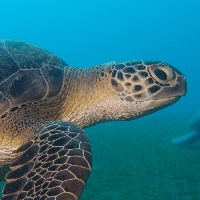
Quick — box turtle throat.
[60,66,114,127]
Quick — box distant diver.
[172,110,200,145]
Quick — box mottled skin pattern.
[0,40,186,199]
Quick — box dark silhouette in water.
[172,111,200,145]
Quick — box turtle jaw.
[114,96,182,122]
[140,96,181,116]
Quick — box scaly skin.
[61,61,186,127]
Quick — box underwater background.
[0,0,200,199]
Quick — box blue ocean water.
[0,0,200,199]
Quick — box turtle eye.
[149,66,175,84]
[154,69,167,81]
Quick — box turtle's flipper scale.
[2,121,92,200]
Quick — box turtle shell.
[0,40,67,115]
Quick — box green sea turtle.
[0,40,186,200]
[172,110,200,145]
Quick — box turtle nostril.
[154,69,167,81]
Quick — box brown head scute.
[111,60,186,102]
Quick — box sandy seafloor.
[1,112,200,200]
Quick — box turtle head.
[106,60,187,120]
[62,60,186,127]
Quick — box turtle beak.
[178,74,187,96]
[169,67,187,97]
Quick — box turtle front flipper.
[2,121,92,200]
